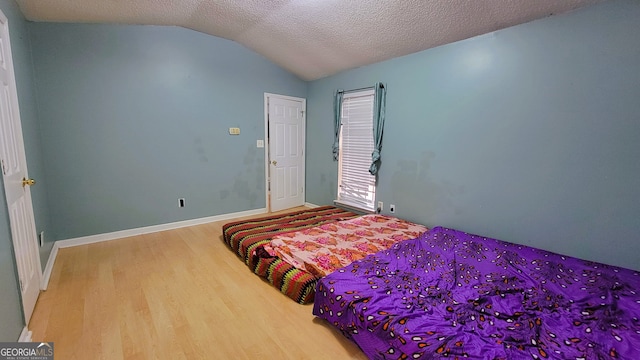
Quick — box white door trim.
[263,93,306,212]
[18,326,32,342]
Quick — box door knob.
[272,160,277,165]
[22,177,35,187]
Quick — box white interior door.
[0,10,41,324]
[266,94,305,212]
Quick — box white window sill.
[334,200,375,214]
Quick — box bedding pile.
[222,206,358,267]
[264,214,428,278]
[221,206,358,303]
[314,226,640,359]
[222,207,429,304]
[253,214,427,304]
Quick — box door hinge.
[19,279,23,292]
[1,158,5,175]
[300,110,305,118]
[301,186,304,193]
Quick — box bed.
[222,206,358,267]
[222,207,428,304]
[254,214,428,303]
[263,214,429,278]
[222,206,359,303]
[314,226,640,359]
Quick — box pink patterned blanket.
[264,214,428,278]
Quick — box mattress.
[254,215,427,304]
[314,226,640,359]
[253,254,321,304]
[222,206,358,267]
[265,214,428,278]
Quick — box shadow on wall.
[318,173,336,203]
[219,144,263,208]
[194,137,209,163]
[390,151,464,222]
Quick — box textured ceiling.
[16,0,603,81]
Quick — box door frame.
[263,93,306,212]
[0,8,42,325]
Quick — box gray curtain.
[369,83,386,175]
[333,90,343,161]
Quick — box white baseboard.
[304,202,320,208]
[56,208,267,249]
[18,326,32,342]
[41,243,59,290]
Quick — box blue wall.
[0,0,637,343]
[28,23,306,240]
[11,0,637,343]
[0,0,50,341]
[306,0,640,271]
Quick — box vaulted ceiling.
[16,0,603,81]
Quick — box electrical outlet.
[377,201,383,213]
[389,204,396,213]
[178,198,185,208]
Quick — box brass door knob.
[22,178,35,187]
[271,160,277,165]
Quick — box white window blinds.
[337,89,376,212]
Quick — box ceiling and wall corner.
[15,0,603,81]
[304,0,640,270]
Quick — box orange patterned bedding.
[264,214,428,278]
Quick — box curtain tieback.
[369,149,381,175]
[332,141,340,160]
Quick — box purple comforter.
[313,227,640,359]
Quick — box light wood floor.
[29,207,368,359]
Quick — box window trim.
[336,89,376,212]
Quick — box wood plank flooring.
[29,208,367,359]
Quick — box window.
[336,89,376,212]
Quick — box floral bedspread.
[264,214,428,278]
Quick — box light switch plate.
[229,127,240,135]
[257,140,264,148]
